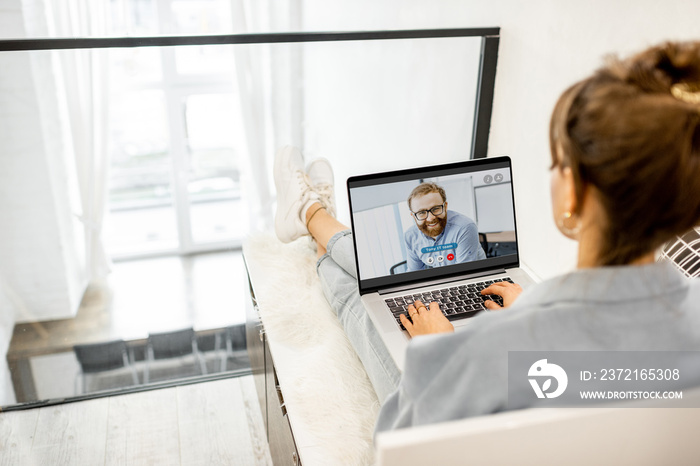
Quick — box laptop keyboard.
[384,277,514,330]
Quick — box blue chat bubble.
[421,243,458,254]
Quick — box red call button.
[447,253,455,261]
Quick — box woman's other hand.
[481,281,523,309]
[400,300,454,337]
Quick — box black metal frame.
[471,35,500,159]
[0,369,252,412]
[0,27,500,410]
[0,28,498,51]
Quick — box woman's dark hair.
[550,41,700,266]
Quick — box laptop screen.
[347,156,520,294]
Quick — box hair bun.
[614,42,700,94]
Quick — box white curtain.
[46,0,113,280]
[230,0,303,232]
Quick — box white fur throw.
[244,233,380,465]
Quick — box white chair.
[376,387,700,465]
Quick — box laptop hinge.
[377,268,507,295]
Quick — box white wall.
[301,35,481,227]
[0,0,88,404]
[301,0,700,280]
[0,0,24,407]
[0,2,87,323]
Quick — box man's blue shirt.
[404,210,486,271]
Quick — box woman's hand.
[399,300,454,337]
[481,281,523,309]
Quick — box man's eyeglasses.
[412,203,445,220]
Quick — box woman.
[273,41,700,432]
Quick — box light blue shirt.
[404,210,486,271]
[375,261,700,433]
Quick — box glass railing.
[0,26,499,409]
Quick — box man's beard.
[418,215,447,237]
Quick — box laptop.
[347,156,536,370]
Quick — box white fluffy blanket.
[244,233,380,465]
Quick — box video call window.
[350,168,516,280]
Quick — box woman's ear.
[561,166,578,215]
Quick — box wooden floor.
[0,376,272,466]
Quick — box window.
[105,0,246,258]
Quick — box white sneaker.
[274,146,320,243]
[306,157,336,217]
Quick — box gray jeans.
[316,230,401,403]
